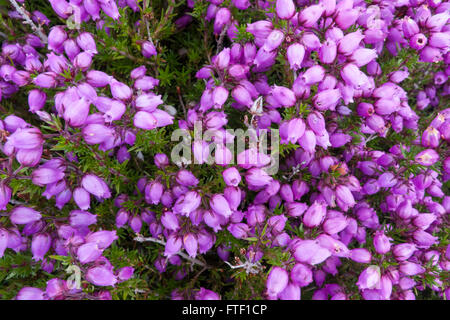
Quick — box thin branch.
[224,259,263,274]
[8,0,47,43]
[9,199,28,206]
[95,37,139,62]
[134,235,209,268]
[215,24,229,55]
[177,87,187,119]
[152,1,175,41]
[143,0,154,45]
[95,36,155,68]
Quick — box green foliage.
[0,0,448,302]
[279,142,299,158]
[129,127,171,156]
[282,106,297,121]
[8,176,42,203]
[189,0,209,19]
[0,252,49,299]
[234,23,255,43]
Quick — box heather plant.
[0,0,448,301]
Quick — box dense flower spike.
[0,0,448,302]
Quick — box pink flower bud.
[135,94,163,112]
[212,86,229,108]
[303,201,326,227]
[426,12,450,32]
[164,234,182,256]
[215,48,230,69]
[429,32,450,48]
[286,43,305,70]
[293,239,331,265]
[86,266,118,286]
[351,48,378,67]
[290,263,313,287]
[232,85,253,107]
[313,88,341,111]
[82,124,114,145]
[245,168,272,190]
[31,167,64,186]
[276,0,295,20]
[226,222,247,238]
[413,213,436,229]
[31,233,51,261]
[350,248,371,263]
[415,149,439,166]
[419,46,442,62]
[133,111,157,130]
[223,167,241,187]
[11,71,30,87]
[319,39,336,64]
[299,129,316,154]
[247,20,273,40]
[302,65,325,85]
[48,26,67,51]
[84,0,100,19]
[110,79,132,101]
[357,265,381,290]
[4,115,27,133]
[323,215,348,234]
[341,63,369,90]
[63,97,90,127]
[0,184,11,211]
[77,242,103,264]
[330,133,351,149]
[422,126,440,148]
[116,209,129,228]
[266,267,289,297]
[141,41,157,58]
[307,111,326,136]
[413,230,438,247]
[210,194,233,218]
[76,32,97,54]
[183,233,198,258]
[214,8,231,34]
[28,90,46,113]
[69,210,97,227]
[100,0,120,20]
[10,207,41,225]
[195,288,220,300]
[298,4,324,28]
[8,127,43,151]
[86,70,113,87]
[278,283,301,300]
[263,30,285,52]
[272,85,296,107]
[399,262,425,276]
[73,52,93,71]
[338,30,364,55]
[173,191,201,216]
[16,287,45,300]
[335,9,359,30]
[129,215,142,233]
[81,174,111,199]
[254,47,277,70]
[402,17,419,38]
[24,56,43,72]
[117,266,134,281]
[33,72,57,88]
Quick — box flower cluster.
[0,0,448,300]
